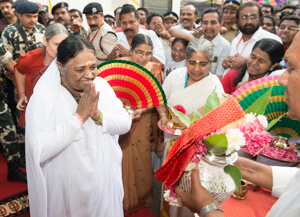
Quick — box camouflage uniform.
[1,22,45,143]
[2,22,45,61]
[0,39,20,163]
[67,22,86,38]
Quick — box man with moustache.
[111,5,165,66]
[0,0,17,36]
[83,2,117,65]
[172,4,199,33]
[200,8,230,79]
[176,31,300,217]
[52,2,85,37]
[223,2,281,71]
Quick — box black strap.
[99,31,117,55]
[14,23,30,46]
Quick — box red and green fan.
[97,60,167,108]
[232,75,300,138]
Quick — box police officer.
[0,39,26,183]
[52,2,86,37]
[83,2,117,65]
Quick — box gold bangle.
[159,113,167,118]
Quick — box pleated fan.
[97,60,167,108]
[232,75,300,138]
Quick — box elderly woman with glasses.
[118,33,164,215]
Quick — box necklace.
[61,80,81,103]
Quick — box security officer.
[0,39,26,183]
[52,2,86,37]
[2,1,45,61]
[83,2,117,65]
[1,1,45,169]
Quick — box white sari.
[25,60,132,217]
[160,67,224,217]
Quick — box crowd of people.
[0,0,299,216]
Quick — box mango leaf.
[168,105,192,127]
[266,112,287,131]
[245,87,272,115]
[224,165,242,194]
[204,88,220,114]
[203,134,228,156]
[191,109,203,123]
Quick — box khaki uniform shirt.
[222,23,238,44]
[88,22,117,65]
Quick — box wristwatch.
[199,203,223,217]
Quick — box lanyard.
[236,36,249,56]
[87,22,104,43]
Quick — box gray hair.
[186,38,214,61]
[45,23,69,42]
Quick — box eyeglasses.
[133,49,152,58]
[240,15,259,21]
[278,25,300,32]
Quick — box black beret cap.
[51,2,69,15]
[16,1,39,14]
[12,0,28,9]
[83,2,103,15]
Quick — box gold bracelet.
[159,113,167,118]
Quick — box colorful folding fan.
[232,75,300,138]
[97,60,167,109]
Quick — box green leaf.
[204,88,220,114]
[168,105,192,127]
[203,134,228,156]
[245,87,272,115]
[224,165,242,194]
[266,112,287,131]
[191,109,203,123]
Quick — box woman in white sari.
[156,38,224,217]
[25,36,132,217]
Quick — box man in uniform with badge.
[83,2,117,65]
[52,2,85,37]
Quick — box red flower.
[174,104,186,114]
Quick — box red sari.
[15,48,45,126]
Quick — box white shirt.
[229,27,282,58]
[26,60,132,217]
[202,33,231,76]
[266,167,300,217]
[116,27,166,65]
[171,23,200,34]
